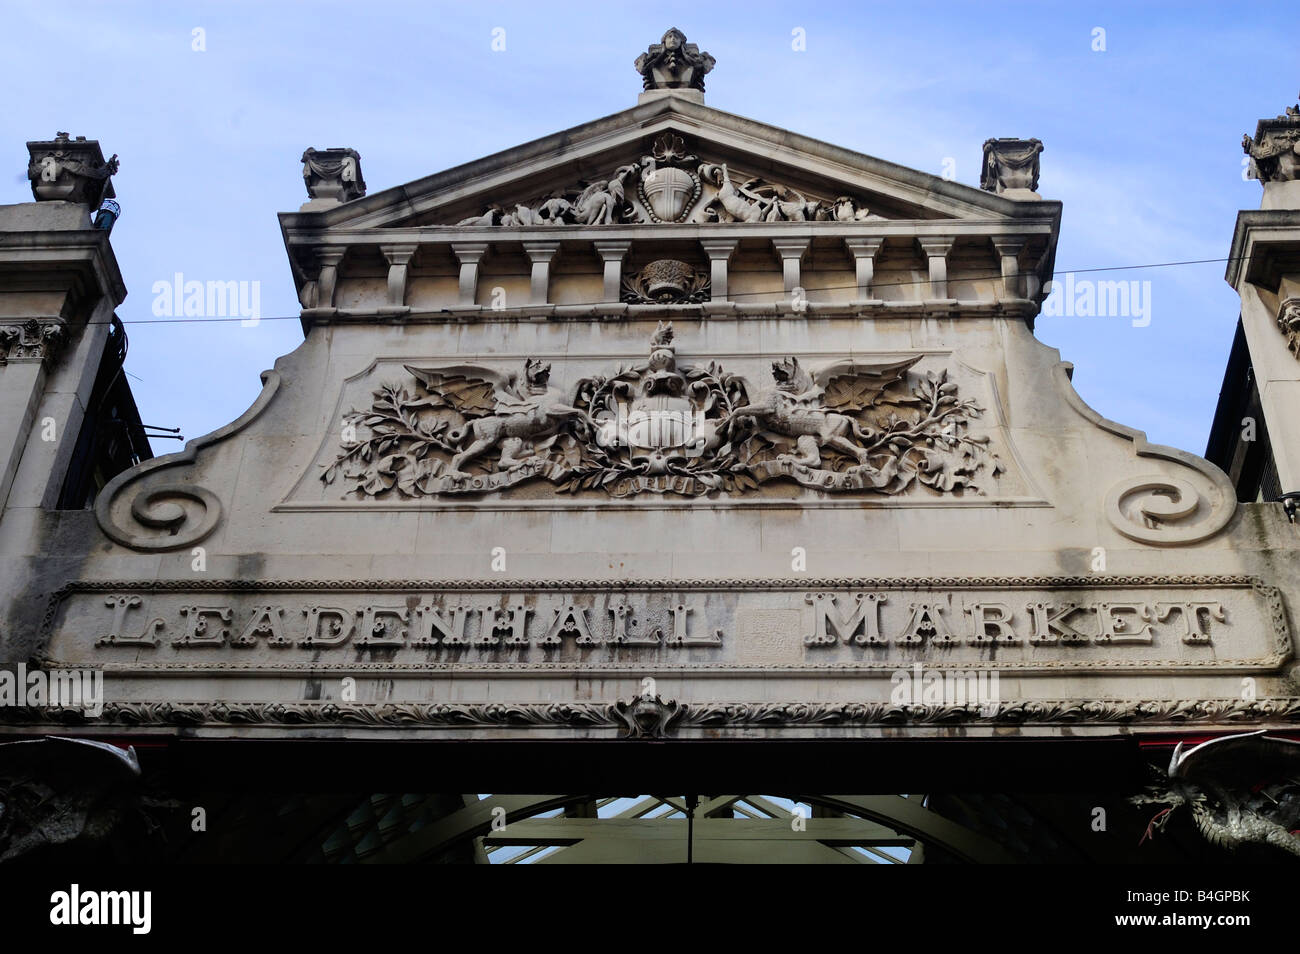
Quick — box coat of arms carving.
[322,326,1003,500]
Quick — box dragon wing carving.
[403,365,528,416]
[812,356,923,411]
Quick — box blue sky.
[2,1,1295,455]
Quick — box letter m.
[804,593,886,646]
[1096,280,1129,317]
[206,280,239,317]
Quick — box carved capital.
[0,318,66,365]
[1243,101,1300,184]
[981,138,1043,196]
[634,27,715,92]
[301,147,366,203]
[26,132,118,207]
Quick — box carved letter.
[234,605,290,647]
[1155,602,1225,645]
[1025,602,1091,644]
[300,606,355,647]
[609,602,660,646]
[174,606,232,647]
[804,592,886,646]
[895,603,956,646]
[96,595,164,646]
[476,603,531,646]
[667,602,722,646]
[541,604,600,646]
[1096,602,1154,645]
[356,605,408,647]
[411,602,470,646]
[965,602,1019,645]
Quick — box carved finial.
[635,28,715,93]
[980,138,1043,198]
[1242,96,1300,186]
[301,147,366,204]
[26,133,118,206]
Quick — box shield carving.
[638,166,700,223]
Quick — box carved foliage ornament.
[321,324,1002,499]
[0,319,65,364]
[621,259,710,303]
[453,132,878,227]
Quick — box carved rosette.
[0,318,65,365]
[321,328,1003,500]
[1277,297,1300,358]
[1242,102,1300,183]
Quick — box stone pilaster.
[593,241,631,303]
[917,237,955,300]
[452,243,489,307]
[843,238,884,300]
[770,239,809,295]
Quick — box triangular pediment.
[298,96,1051,231]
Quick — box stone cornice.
[0,228,127,308]
[1225,208,1300,290]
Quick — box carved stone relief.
[1277,297,1300,358]
[0,318,65,364]
[320,324,1002,499]
[634,28,715,92]
[1242,101,1300,183]
[451,132,880,227]
[621,260,710,303]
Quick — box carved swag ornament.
[321,324,1002,499]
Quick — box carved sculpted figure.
[723,357,917,468]
[404,359,591,478]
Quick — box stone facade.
[3,39,1300,787]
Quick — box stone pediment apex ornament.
[1277,297,1300,358]
[322,329,1003,500]
[635,27,715,92]
[0,318,66,365]
[26,132,118,207]
[1242,97,1300,183]
[301,147,366,203]
[981,138,1043,197]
